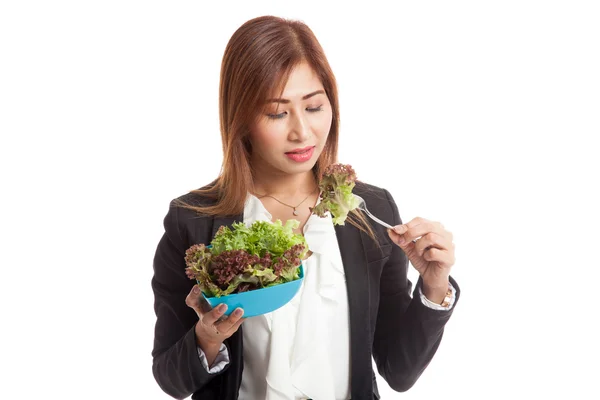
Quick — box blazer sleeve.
[151,201,228,399]
[372,189,460,392]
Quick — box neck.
[252,171,317,198]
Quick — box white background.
[1,1,599,399]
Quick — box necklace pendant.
[293,208,299,216]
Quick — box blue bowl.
[201,264,304,318]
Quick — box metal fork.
[354,194,394,229]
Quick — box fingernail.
[394,225,405,234]
[398,237,406,245]
[192,286,199,294]
[234,308,243,317]
[218,304,227,313]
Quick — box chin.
[282,163,316,176]
[271,158,313,175]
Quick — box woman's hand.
[185,285,245,365]
[388,217,455,303]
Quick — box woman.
[151,15,459,400]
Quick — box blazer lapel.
[335,222,373,400]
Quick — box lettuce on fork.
[185,220,307,297]
[311,163,360,225]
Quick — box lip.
[285,146,314,154]
[284,146,315,163]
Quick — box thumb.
[186,285,210,316]
[388,225,407,248]
[392,224,407,235]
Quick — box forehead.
[273,62,324,99]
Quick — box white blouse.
[239,194,350,400]
[197,193,456,400]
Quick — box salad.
[185,219,307,297]
[311,163,360,225]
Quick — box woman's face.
[248,62,333,179]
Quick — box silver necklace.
[256,187,318,216]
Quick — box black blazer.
[151,181,460,400]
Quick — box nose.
[288,112,310,142]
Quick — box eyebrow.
[266,90,325,104]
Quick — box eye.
[267,111,287,120]
[307,105,323,112]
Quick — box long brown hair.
[177,16,378,242]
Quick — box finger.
[391,216,428,235]
[423,247,455,266]
[214,316,246,337]
[215,308,245,334]
[403,216,429,229]
[429,221,452,242]
[402,221,443,243]
[389,223,431,246]
[391,217,433,242]
[230,316,245,332]
[413,232,451,257]
[202,303,229,326]
[391,224,408,235]
[388,228,413,247]
[395,218,452,239]
[429,221,453,242]
[388,228,408,247]
[387,229,417,256]
[185,285,206,317]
